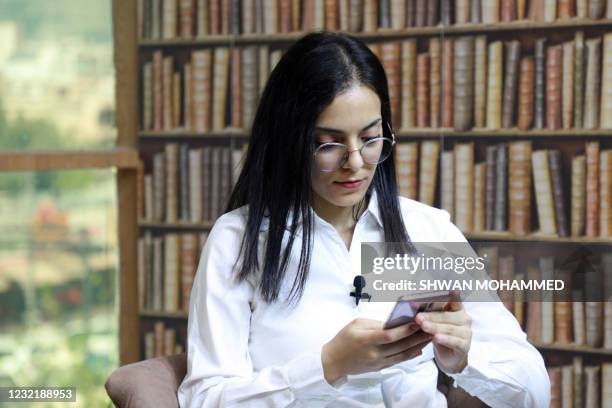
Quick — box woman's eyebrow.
[314,118,382,135]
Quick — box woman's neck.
[311,193,367,233]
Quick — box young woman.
[177,31,550,407]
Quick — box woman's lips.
[334,179,364,189]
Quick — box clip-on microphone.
[350,275,371,306]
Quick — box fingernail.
[408,323,419,330]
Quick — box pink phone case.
[383,292,451,330]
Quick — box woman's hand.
[414,291,472,374]
[321,318,432,384]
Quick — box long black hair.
[225,31,416,305]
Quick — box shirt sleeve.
[436,210,551,408]
[177,213,343,408]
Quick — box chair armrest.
[105,354,187,408]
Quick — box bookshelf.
[126,0,612,404]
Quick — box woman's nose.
[342,146,364,171]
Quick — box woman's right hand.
[321,318,432,384]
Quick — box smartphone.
[383,291,451,330]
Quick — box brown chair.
[105,354,488,407]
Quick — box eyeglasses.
[313,120,396,172]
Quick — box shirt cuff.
[442,341,492,395]
[285,350,343,405]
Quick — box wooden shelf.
[533,342,612,356]
[139,128,612,141]
[139,220,214,230]
[465,231,612,244]
[140,310,188,319]
[0,148,140,171]
[139,18,612,48]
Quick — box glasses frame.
[313,120,397,173]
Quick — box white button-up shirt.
[177,189,551,407]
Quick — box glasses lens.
[314,144,347,171]
[362,138,393,165]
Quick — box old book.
[548,368,561,408]
[546,45,563,130]
[192,49,212,133]
[571,155,586,236]
[137,237,146,309]
[221,0,230,34]
[202,147,212,221]
[603,363,612,408]
[212,47,230,131]
[263,0,278,33]
[142,62,154,131]
[474,162,486,231]
[242,46,258,130]
[528,0,544,20]
[574,31,586,128]
[501,0,517,21]
[576,0,587,17]
[517,56,534,130]
[508,141,532,235]
[183,63,192,130]
[471,0,482,22]
[210,0,220,34]
[401,40,417,129]
[405,0,415,27]
[210,147,221,219]
[349,0,363,31]
[279,0,292,32]
[390,0,406,29]
[325,0,339,30]
[179,144,189,221]
[418,141,440,206]
[453,36,475,131]
[426,0,439,25]
[532,150,557,235]
[555,301,573,343]
[585,366,601,408]
[258,45,269,96]
[181,233,198,312]
[540,256,554,343]
[440,0,452,24]
[441,150,455,219]
[585,141,600,237]
[454,142,475,232]
[163,0,177,39]
[231,49,242,128]
[153,321,165,356]
[574,357,584,408]
[485,145,497,230]
[144,174,154,221]
[562,41,575,129]
[474,36,487,128]
[164,234,180,312]
[584,38,602,129]
[363,0,378,32]
[416,53,430,128]
[153,153,165,222]
[153,51,164,130]
[179,0,195,38]
[562,365,574,408]
[573,291,586,344]
[395,142,419,199]
[442,38,454,128]
[165,143,179,223]
[549,150,569,237]
[414,0,426,27]
[381,43,401,129]
[189,148,202,222]
[455,0,471,23]
[526,267,542,341]
[494,143,508,231]
[152,237,163,311]
[513,272,525,326]
[172,71,180,129]
[482,0,500,22]
[517,0,526,18]
[219,147,231,215]
[163,327,176,356]
[534,38,546,129]
[601,33,612,129]
[498,256,514,311]
[502,41,521,128]
[588,0,605,18]
[486,41,503,129]
[544,0,556,21]
[585,259,603,347]
[151,0,161,39]
[429,38,442,128]
[600,150,612,237]
[241,0,253,33]
[558,0,574,18]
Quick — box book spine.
[534,38,547,129]
[453,36,475,131]
[502,41,521,128]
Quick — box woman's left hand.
[414,291,472,373]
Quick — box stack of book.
[143,321,185,359]
[394,140,612,237]
[137,0,612,39]
[548,358,612,408]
